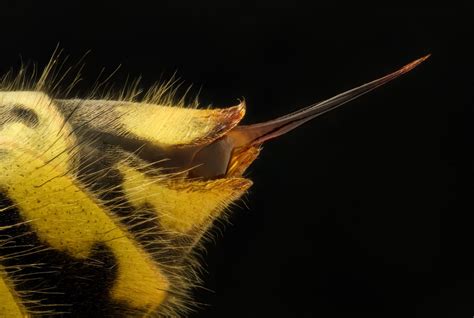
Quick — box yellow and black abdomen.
[0,92,251,317]
[0,55,428,317]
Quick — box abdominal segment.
[0,92,249,317]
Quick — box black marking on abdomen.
[10,105,39,128]
[72,133,191,264]
[0,192,131,317]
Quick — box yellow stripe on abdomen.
[0,145,169,312]
[0,268,25,317]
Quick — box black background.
[1,1,473,317]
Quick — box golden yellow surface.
[116,101,245,146]
[0,271,24,317]
[119,162,252,234]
